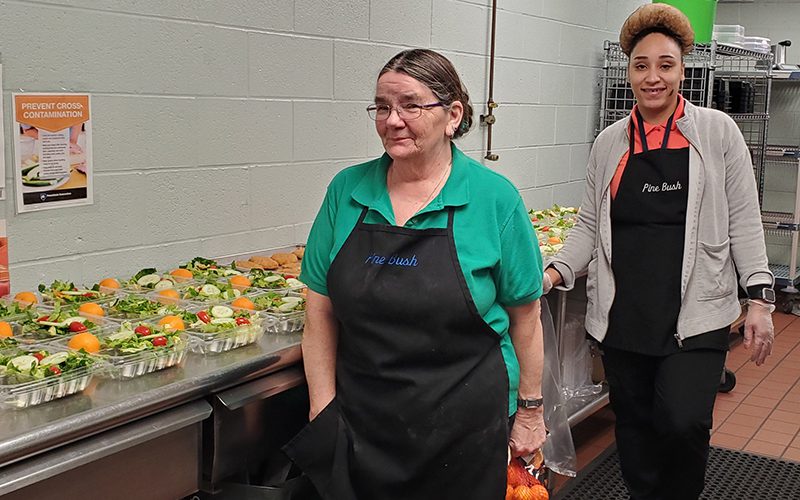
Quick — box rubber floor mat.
[554,446,800,499]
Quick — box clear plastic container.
[0,298,38,322]
[244,270,306,295]
[104,292,197,323]
[186,315,267,354]
[13,307,110,344]
[245,292,306,334]
[263,310,304,334]
[38,284,115,306]
[0,345,95,408]
[82,325,190,379]
[713,24,745,36]
[174,281,252,305]
[117,272,197,293]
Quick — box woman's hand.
[743,300,775,366]
[509,407,547,457]
[542,268,562,295]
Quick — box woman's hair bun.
[619,3,695,56]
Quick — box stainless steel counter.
[0,332,303,469]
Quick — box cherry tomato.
[134,325,151,336]
[83,292,94,297]
[69,321,88,332]
[197,311,211,324]
[235,317,251,326]
[37,315,50,322]
[284,275,296,279]
[540,226,550,231]
[151,336,168,347]
[32,352,45,361]
[49,366,62,375]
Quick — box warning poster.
[12,93,93,213]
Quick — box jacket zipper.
[674,333,684,348]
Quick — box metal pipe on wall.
[482,0,499,161]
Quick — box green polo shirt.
[301,144,543,415]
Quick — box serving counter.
[0,333,304,499]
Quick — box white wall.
[0,0,646,291]
[716,0,800,45]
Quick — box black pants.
[602,345,726,500]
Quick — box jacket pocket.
[696,239,736,301]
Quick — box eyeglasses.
[366,102,447,121]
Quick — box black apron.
[285,207,509,500]
[604,108,690,355]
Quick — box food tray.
[96,333,189,379]
[0,345,94,409]
[173,282,252,305]
[0,298,36,322]
[38,286,115,306]
[14,312,109,344]
[244,270,306,295]
[187,317,267,354]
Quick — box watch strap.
[517,397,544,409]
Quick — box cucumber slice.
[153,279,174,291]
[60,290,89,296]
[9,355,39,371]
[210,305,234,318]
[136,274,161,287]
[38,320,68,327]
[22,179,54,187]
[223,269,242,276]
[20,163,40,177]
[278,302,299,313]
[63,316,87,324]
[40,352,69,365]
[286,278,304,288]
[282,296,304,304]
[264,275,282,283]
[210,317,236,325]
[200,284,221,296]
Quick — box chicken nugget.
[234,260,263,270]
[292,247,305,259]
[271,252,298,266]
[249,255,279,270]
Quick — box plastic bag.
[539,297,577,477]
[556,297,602,399]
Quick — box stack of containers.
[713,24,745,47]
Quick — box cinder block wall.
[0,0,645,290]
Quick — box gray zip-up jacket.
[549,100,773,343]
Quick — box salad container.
[248,292,306,334]
[0,345,95,409]
[65,321,189,380]
[37,280,114,305]
[176,280,253,305]
[118,268,196,293]
[14,303,109,343]
[186,304,267,354]
[105,293,197,322]
[245,269,305,294]
[177,257,244,281]
[0,298,38,322]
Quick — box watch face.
[763,288,776,303]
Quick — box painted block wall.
[0,0,646,290]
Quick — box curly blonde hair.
[619,3,695,56]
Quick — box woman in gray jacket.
[543,5,775,500]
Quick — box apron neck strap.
[631,98,679,155]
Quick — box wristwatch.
[517,397,544,409]
[748,286,776,304]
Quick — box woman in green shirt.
[285,49,545,500]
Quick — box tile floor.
[564,310,800,484]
